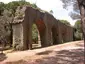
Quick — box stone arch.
[22,7,49,50]
[35,19,47,47]
[12,6,73,50]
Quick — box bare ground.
[0,40,84,64]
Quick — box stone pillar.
[52,26,62,44]
[23,22,33,50]
[57,23,62,44]
[40,27,48,47]
[27,25,32,50]
[39,26,52,47]
[12,23,24,50]
[52,27,58,45]
[46,27,53,46]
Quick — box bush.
[32,24,38,44]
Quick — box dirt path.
[0,40,84,64]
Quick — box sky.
[0,0,76,26]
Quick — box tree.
[0,2,5,15]
[49,10,53,14]
[31,3,38,8]
[77,0,85,42]
[61,0,85,42]
[74,20,82,40]
[32,24,38,44]
[0,0,41,50]
[60,20,71,26]
[61,0,80,20]
[5,0,31,16]
[74,20,81,32]
[0,10,13,47]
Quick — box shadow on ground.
[35,48,84,64]
[0,53,7,62]
[4,48,84,64]
[75,42,84,47]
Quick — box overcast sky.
[0,0,76,25]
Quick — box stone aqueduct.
[12,6,73,50]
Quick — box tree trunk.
[10,24,13,47]
[77,0,85,42]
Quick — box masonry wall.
[12,6,73,50]
[57,21,73,43]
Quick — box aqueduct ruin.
[12,6,73,50]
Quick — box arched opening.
[35,19,47,47]
[31,19,46,49]
[62,33,65,43]
[52,27,59,45]
[62,28,67,43]
[32,23,41,49]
